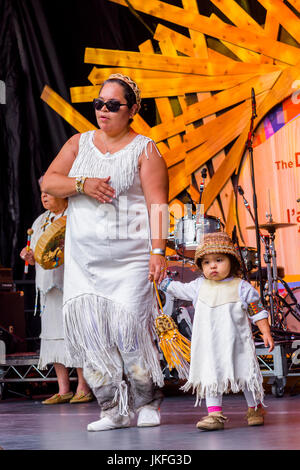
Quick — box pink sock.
[207,406,222,413]
[249,403,262,409]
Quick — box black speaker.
[0,325,26,354]
[0,291,26,338]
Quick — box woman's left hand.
[148,254,167,284]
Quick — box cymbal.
[246,221,297,231]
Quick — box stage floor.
[0,392,300,451]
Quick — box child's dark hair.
[196,253,243,278]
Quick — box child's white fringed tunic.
[161,276,268,405]
[62,131,164,387]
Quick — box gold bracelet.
[75,176,86,194]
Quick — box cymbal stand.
[245,90,264,304]
[262,234,276,326]
[237,186,266,246]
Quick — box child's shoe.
[196,411,227,431]
[246,407,265,426]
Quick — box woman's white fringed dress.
[63,131,164,390]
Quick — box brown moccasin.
[196,411,227,431]
[42,392,73,405]
[69,391,94,404]
[246,407,265,426]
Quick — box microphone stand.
[196,168,207,244]
[247,88,265,307]
[199,168,207,206]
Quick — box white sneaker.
[87,415,130,432]
[137,406,161,427]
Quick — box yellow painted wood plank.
[168,162,189,201]
[70,73,259,102]
[169,198,185,225]
[130,113,151,136]
[261,1,290,67]
[210,0,264,33]
[258,0,300,45]
[201,124,249,211]
[150,114,185,143]
[224,189,237,235]
[184,100,252,152]
[210,0,271,65]
[210,14,262,64]
[183,71,281,125]
[40,85,97,133]
[184,94,267,176]
[84,47,280,75]
[202,64,300,210]
[149,71,280,143]
[264,1,282,39]
[182,0,207,59]
[109,0,300,64]
[154,23,236,63]
[206,47,236,63]
[88,66,194,85]
[161,141,187,168]
[287,0,300,13]
[154,24,195,57]
[138,38,182,164]
[157,37,182,149]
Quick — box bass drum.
[283,286,300,333]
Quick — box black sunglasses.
[93,98,129,113]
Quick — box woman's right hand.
[20,248,35,265]
[83,177,116,203]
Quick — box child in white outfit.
[160,232,274,430]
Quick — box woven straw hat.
[194,231,242,268]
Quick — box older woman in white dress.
[42,74,169,431]
[20,191,91,404]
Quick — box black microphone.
[237,185,244,196]
[232,225,237,244]
[251,88,257,118]
[198,168,207,206]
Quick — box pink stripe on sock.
[207,406,222,413]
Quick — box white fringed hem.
[63,293,164,388]
[181,376,265,407]
[37,338,81,370]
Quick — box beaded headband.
[107,73,141,112]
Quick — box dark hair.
[100,78,137,123]
[196,253,242,278]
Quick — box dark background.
[0,0,268,280]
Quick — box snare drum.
[240,246,258,272]
[174,214,223,258]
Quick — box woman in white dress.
[42,74,169,431]
[20,191,91,404]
